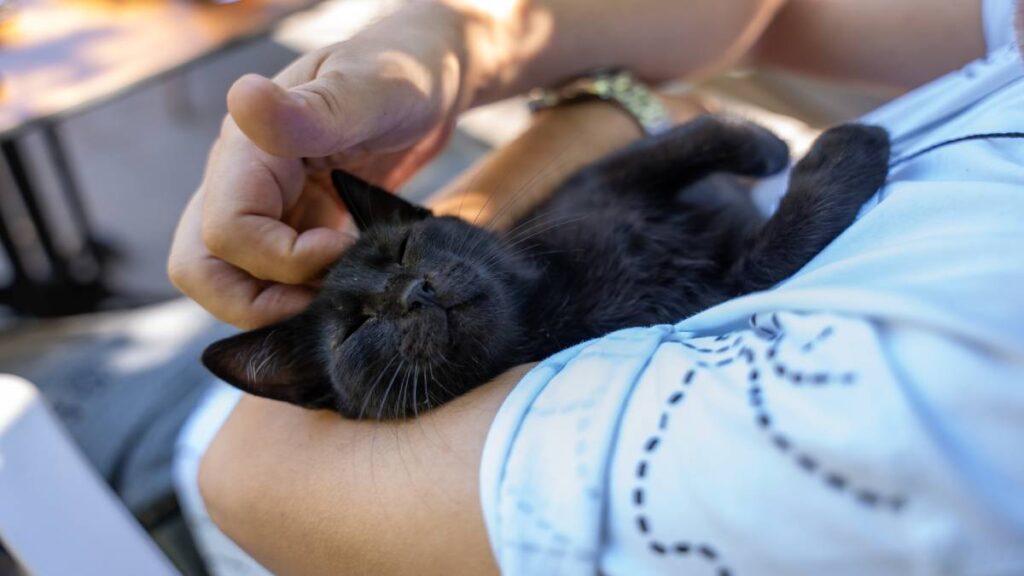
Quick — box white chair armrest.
[0,375,178,576]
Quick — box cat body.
[203,116,890,419]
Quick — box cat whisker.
[426,363,437,412]
[460,150,575,260]
[401,368,414,420]
[481,241,583,268]
[376,359,405,422]
[502,208,576,241]
[479,139,581,230]
[470,214,585,271]
[412,363,421,420]
[471,213,589,271]
[427,356,459,401]
[506,214,590,248]
[357,353,400,421]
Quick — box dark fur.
[203,116,890,419]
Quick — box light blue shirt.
[480,2,1024,574]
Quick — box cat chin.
[330,354,478,420]
[328,302,502,419]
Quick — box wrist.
[532,91,708,142]
[369,2,508,113]
[338,2,497,119]
[424,0,529,108]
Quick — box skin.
[176,0,994,574]
[202,364,529,575]
[750,0,986,91]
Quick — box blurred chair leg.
[0,138,67,282]
[41,124,109,285]
[0,134,111,316]
[0,186,30,290]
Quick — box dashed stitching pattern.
[505,317,910,571]
[767,339,857,386]
[759,317,855,386]
[632,367,736,575]
[800,326,835,352]
[629,319,907,575]
[681,334,745,355]
[749,332,907,512]
[749,314,780,341]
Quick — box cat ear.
[201,315,334,409]
[331,170,432,231]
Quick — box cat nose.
[400,278,437,312]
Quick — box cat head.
[202,171,537,419]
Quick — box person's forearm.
[201,368,526,576]
[430,95,706,229]
[436,0,786,105]
[751,0,986,91]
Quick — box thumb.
[227,72,421,159]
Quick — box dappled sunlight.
[0,0,314,133]
[453,0,523,21]
[374,49,443,102]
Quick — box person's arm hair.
[750,0,986,91]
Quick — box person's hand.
[169,4,486,329]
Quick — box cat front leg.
[555,115,791,199]
[728,124,891,294]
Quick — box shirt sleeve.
[479,313,1024,575]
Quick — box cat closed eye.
[344,316,371,340]
[397,233,411,265]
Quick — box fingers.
[227,66,425,159]
[170,192,318,329]
[178,252,318,330]
[200,126,357,285]
[205,214,354,285]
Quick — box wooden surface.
[0,0,317,137]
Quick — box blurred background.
[0,0,885,574]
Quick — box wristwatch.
[527,68,673,136]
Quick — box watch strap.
[527,69,672,136]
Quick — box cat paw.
[801,124,891,174]
[703,116,790,177]
[792,123,892,206]
[740,120,792,176]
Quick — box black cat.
[203,115,890,419]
